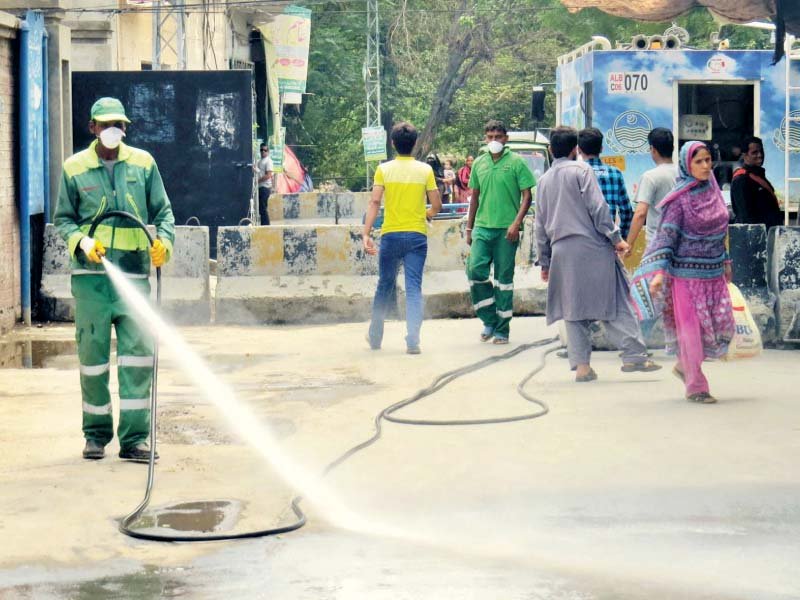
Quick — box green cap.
[90,97,130,123]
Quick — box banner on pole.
[270,127,286,173]
[21,10,45,215]
[261,5,312,100]
[362,127,387,162]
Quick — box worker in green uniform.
[466,119,535,344]
[54,97,175,462]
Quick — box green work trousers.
[467,226,518,338]
[72,274,154,449]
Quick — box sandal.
[620,360,662,373]
[687,392,717,404]
[492,336,509,345]
[480,326,495,342]
[575,368,598,383]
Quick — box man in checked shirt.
[578,128,634,240]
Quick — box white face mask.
[487,140,504,154]
[99,126,125,149]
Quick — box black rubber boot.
[119,443,159,463]
[83,440,105,460]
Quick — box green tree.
[296,1,772,190]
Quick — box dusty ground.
[0,317,798,599]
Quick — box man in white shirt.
[627,128,676,249]
[256,143,274,225]
[627,127,676,343]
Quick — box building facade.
[0,10,18,334]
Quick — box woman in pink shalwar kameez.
[632,141,735,403]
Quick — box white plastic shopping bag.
[726,283,762,360]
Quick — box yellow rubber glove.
[79,236,106,264]
[149,238,167,268]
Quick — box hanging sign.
[270,127,286,173]
[362,127,387,162]
[262,5,312,98]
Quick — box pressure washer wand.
[87,210,161,532]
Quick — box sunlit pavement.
[0,317,798,599]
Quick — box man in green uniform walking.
[466,120,535,344]
[54,97,175,462]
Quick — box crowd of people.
[424,153,475,204]
[57,96,780,461]
[363,118,783,405]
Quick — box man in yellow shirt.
[363,122,442,353]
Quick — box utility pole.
[364,0,381,189]
[152,0,187,69]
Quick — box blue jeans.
[369,232,428,349]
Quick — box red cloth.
[457,165,471,189]
[275,145,308,195]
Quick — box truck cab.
[505,131,550,181]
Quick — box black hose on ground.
[318,337,560,478]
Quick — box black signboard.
[72,70,254,255]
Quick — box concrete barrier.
[729,224,776,343]
[767,226,800,343]
[267,192,371,223]
[214,217,546,324]
[40,224,211,324]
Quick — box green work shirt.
[469,148,535,229]
[54,140,175,276]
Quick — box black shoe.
[119,443,159,463]
[83,440,105,460]
[619,351,654,358]
[620,359,662,373]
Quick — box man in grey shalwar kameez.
[534,127,661,382]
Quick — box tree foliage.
[293,1,772,190]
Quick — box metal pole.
[785,34,792,227]
[19,18,31,326]
[365,0,381,189]
[42,27,50,223]
[176,0,186,70]
[152,0,161,69]
[374,0,381,129]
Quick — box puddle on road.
[0,340,122,369]
[0,340,77,369]
[17,565,192,599]
[126,500,243,537]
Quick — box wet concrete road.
[0,318,798,599]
